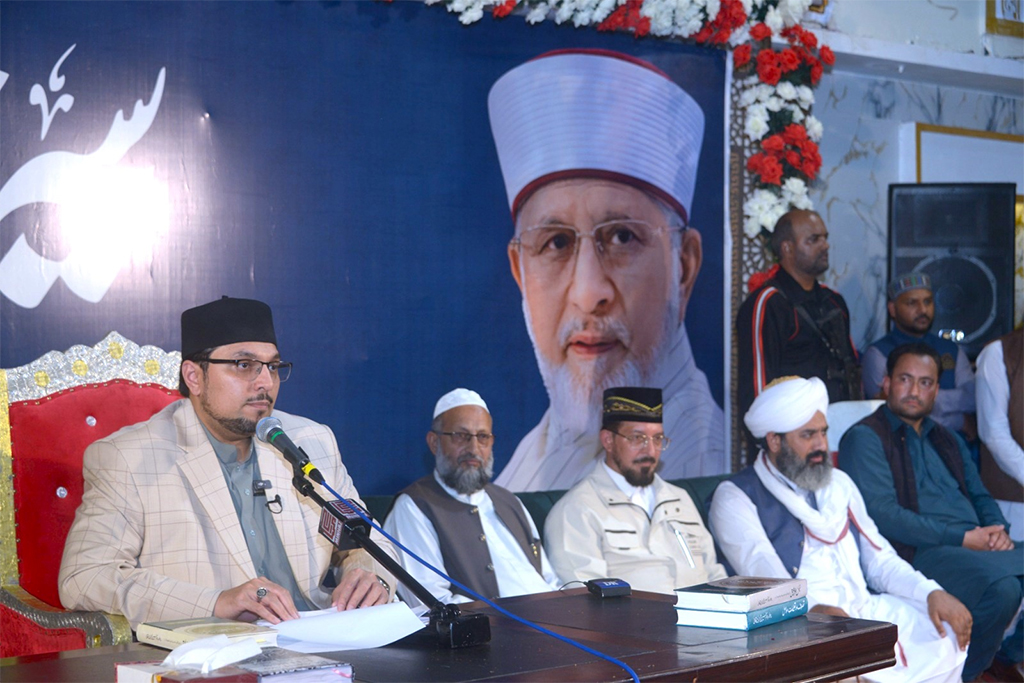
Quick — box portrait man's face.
[507,178,702,433]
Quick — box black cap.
[181,296,277,358]
[602,387,663,428]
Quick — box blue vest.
[869,329,958,390]
[724,466,860,578]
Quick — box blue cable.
[320,481,641,683]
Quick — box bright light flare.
[59,165,169,265]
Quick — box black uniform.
[737,267,860,420]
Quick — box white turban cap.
[744,376,829,438]
[433,388,489,419]
[488,49,705,222]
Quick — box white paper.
[260,602,425,653]
[161,634,262,673]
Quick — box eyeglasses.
[510,220,681,281]
[609,429,670,451]
[434,431,495,447]
[205,358,293,383]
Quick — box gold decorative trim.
[0,369,16,586]
[914,123,1024,183]
[0,586,131,648]
[986,0,1024,38]
[5,331,181,404]
[603,397,664,418]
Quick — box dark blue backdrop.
[0,1,726,494]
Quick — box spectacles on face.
[434,431,495,448]
[609,429,670,451]
[510,220,681,281]
[205,358,293,383]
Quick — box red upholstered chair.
[0,332,181,657]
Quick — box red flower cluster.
[746,123,821,184]
[597,0,651,37]
[743,22,833,86]
[747,264,780,292]
[492,0,517,18]
[693,0,747,44]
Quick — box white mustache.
[557,316,632,349]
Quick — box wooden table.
[1,589,897,682]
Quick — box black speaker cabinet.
[888,183,1016,358]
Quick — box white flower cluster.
[738,76,815,143]
[638,0,718,38]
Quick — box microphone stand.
[288,465,491,649]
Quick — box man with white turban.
[488,49,725,492]
[709,376,969,683]
[384,389,561,605]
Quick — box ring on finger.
[256,586,269,603]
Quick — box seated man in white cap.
[488,49,725,492]
[709,376,969,683]
[383,389,561,605]
[545,387,726,595]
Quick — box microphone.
[256,417,325,484]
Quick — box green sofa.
[362,474,729,540]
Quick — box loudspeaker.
[888,183,1016,358]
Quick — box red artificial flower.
[759,155,784,185]
[756,48,777,68]
[785,150,801,168]
[820,45,835,66]
[597,0,649,36]
[748,264,780,292]
[492,0,517,18]
[779,49,800,72]
[750,22,772,41]
[802,31,818,49]
[810,61,823,84]
[734,44,752,68]
[761,134,785,154]
[693,24,714,42]
[758,63,782,85]
[746,153,764,174]
[782,123,808,145]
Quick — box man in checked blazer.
[59,297,396,629]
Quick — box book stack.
[673,576,809,631]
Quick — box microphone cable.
[317,479,641,683]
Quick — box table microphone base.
[431,609,491,648]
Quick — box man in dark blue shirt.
[840,342,1022,682]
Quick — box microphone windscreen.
[255,416,283,443]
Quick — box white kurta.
[976,339,1024,542]
[709,461,966,683]
[496,323,726,492]
[382,472,561,607]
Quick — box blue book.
[675,596,808,630]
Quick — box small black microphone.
[265,494,283,514]
[256,417,325,484]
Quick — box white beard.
[521,260,682,436]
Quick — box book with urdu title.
[675,596,809,630]
[674,576,807,612]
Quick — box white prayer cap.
[488,49,705,223]
[433,388,489,419]
[744,376,829,438]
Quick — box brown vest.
[980,329,1024,502]
[856,406,968,563]
[400,476,542,600]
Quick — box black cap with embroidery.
[602,387,663,428]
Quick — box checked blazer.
[58,399,395,629]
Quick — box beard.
[436,450,494,495]
[199,392,273,438]
[522,261,681,436]
[620,454,658,487]
[775,437,832,491]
